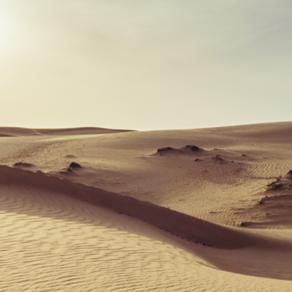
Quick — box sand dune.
[0,165,280,249]
[0,126,131,137]
[1,184,291,291]
[1,122,292,291]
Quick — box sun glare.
[0,12,14,53]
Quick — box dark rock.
[194,158,202,162]
[184,145,202,152]
[68,162,82,171]
[157,147,175,154]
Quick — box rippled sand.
[1,122,292,291]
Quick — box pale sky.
[0,0,291,130]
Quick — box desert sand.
[0,122,292,291]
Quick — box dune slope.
[0,126,131,137]
[0,122,292,291]
[1,166,292,291]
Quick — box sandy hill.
[0,122,292,291]
[0,126,131,137]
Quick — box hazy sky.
[0,0,291,130]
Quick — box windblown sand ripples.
[1,123,292,291]
[0,166,291,291]
[1,184,292,291]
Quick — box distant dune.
[0,126,132,137]
[0,122,292,291]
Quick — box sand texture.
[0,122,292,291]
